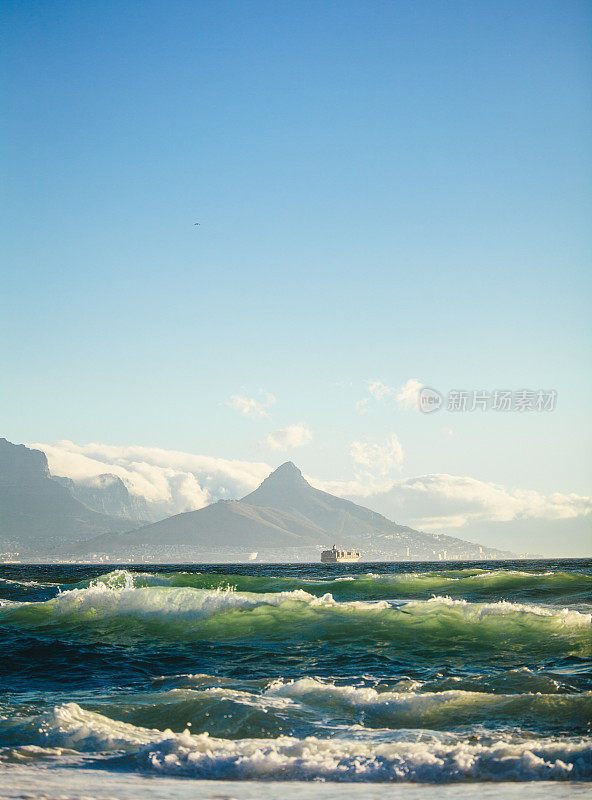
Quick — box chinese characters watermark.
[419,388,557,414]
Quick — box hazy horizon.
[15,436,588,557]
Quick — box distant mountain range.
[0,438,510,562]
[0,438,138,552]
[53,474,155,522]
[70,461,510,562]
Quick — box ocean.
[0,559,590,799]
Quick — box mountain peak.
[240,461,310,505]
[0,437,51,483]
[261,461,309,487]
[270,461,302,478]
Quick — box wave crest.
[71,567,592,604]
[1,581,590,659]
[3,703,590,782]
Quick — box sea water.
[0,559,590,798]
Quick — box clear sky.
[2,0,591,532]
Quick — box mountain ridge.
[0,438,140,550]
[54,473,154,522]
[72,461,510,562]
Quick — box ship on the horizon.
[320,544,361,564]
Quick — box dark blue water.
[0,559,590,783]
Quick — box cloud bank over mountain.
[345,474,592,531]
[31,441,269,520]
[350,433,404,476]
[30,440,591,550]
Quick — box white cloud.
[355,378,424,414]
[354,381,394,414]
[350,433,404,476]
[345,473,592,531]
[368,381,395,402]
[29,440,592,540]
[395,378,424,409]
[262,423,313,451]
[354,398,370,415]
[227,392,276,419]
[30,440,271,518]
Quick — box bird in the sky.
[194,222,200,227]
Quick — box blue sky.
[2,1,591,546]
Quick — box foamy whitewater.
[0,560,590,799]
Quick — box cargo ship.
[320,544,361,564]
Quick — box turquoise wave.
[2,581,590,659]
[72,567,592,604]
[3,681,587,740]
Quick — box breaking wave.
[1,562,591,787]
[1,578,590,659]
[72,567,592,605]
[1,702,590,782]
[11,681,587,740]
[265,678,592,732]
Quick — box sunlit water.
[0,559,590,798]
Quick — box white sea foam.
[265,678,592,726]
[50,583,334,619]
[25,579,592,625]
[1,582,589,662]
[0,577,60,587]
[6,703,590,782]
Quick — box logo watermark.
[419,387,443,413]
[419,388,556,414]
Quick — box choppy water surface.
[0,559,590,791]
